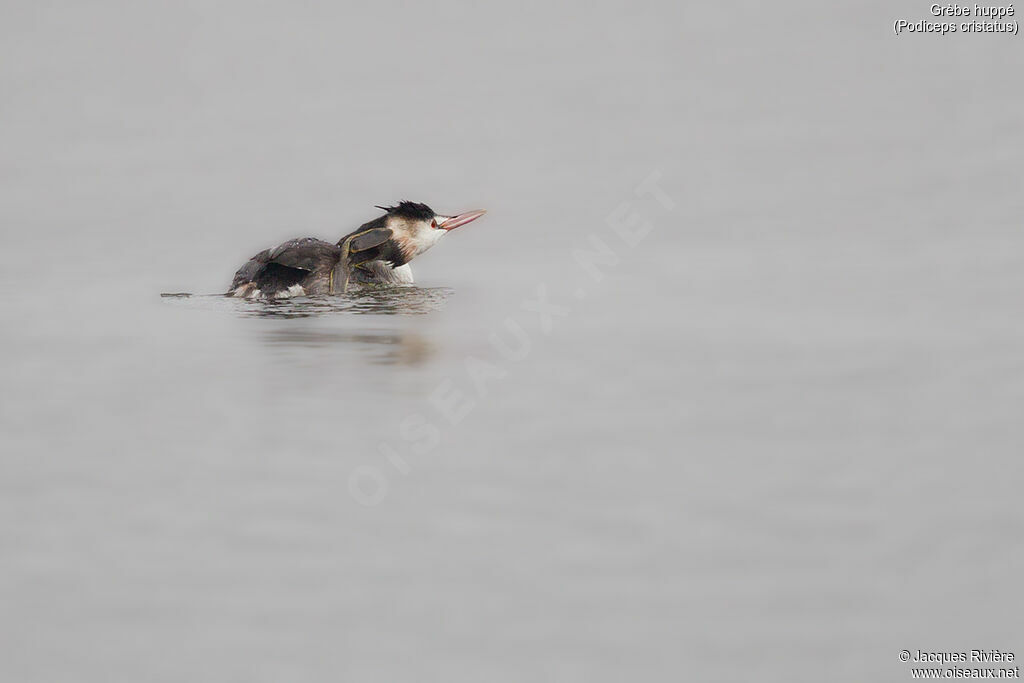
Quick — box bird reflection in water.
[244,287,449,366]
[259,327,434,366]
[161,287,449,366]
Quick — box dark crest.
[374,201,435,221]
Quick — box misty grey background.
[2,1,1022,681]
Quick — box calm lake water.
[2,2,1022,681]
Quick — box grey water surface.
[2,2,1023,681]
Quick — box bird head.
[373,201,487,261]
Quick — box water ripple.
[161,287,454,318]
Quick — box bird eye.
[431,219,438,229]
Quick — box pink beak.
[438,209,487,231]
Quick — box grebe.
[228,202,486,299]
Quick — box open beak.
[437,209,486,231]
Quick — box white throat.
[393,217,447,259]
[410,226,445,257]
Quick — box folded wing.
[230,238,342,297]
